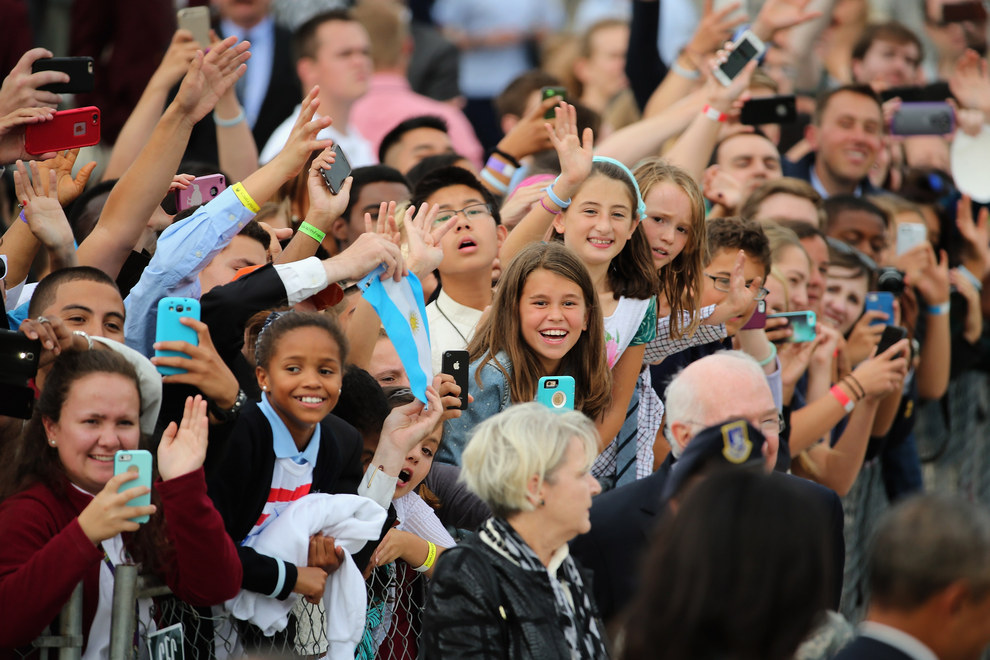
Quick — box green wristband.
[298,221,327,244]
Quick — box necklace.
[435,297,470,346]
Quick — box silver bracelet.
[213,107,246,127]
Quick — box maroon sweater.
[0,468,241,655]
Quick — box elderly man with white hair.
[570,350,845,627]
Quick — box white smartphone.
[896,223,927,256]
[177,6,211,49]
[712,30,766,87]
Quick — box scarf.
[479,517,608,659]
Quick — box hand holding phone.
[320,144,352,195]
[713,30,765,87]
[24,106,101,155]
[766,311,817,343]
[155,297,201,375]
[441,350,469,410]
[114,450,154,523]
[864,292,895,326]
[541,86,567,119]
[0,329,41,419]
[177,6,212,49]
[175,174,226,211]
[32,57,95,94]
[891,102,955,136]
[740,95,797,125]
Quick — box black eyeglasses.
[703,273,770,301]
[433,203,493,226]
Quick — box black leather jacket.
[419,529,609,659]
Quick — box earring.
[48,438,56,447]
[262,386,267,391]
[539,499,545,507]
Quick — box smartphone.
[155,297,200,376]
[766,311,816,343]
[741,300,767,330]
[877,325,908,356]
[713,30,766,87]
[175,174,226,212]
[541,86,568,119]
[740,95,797,125]
[880,82,952,103]
[896,223,927,256]
[441,350,469,410]
[24,106,101,155]
[0,330,41,419]
[864,291,895,327]
[32,57,95,94]
[319,144,352,195]
[942,1,988,22]
[891,102,955,136]
[537,376,575,412]
[177,6,212,49]
[114,450,153,523]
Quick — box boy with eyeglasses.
[701,217,772,336]
[410,167,507,375]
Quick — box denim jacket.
[438,351,512,467]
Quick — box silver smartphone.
[712,30,766,87]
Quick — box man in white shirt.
[833,494,990,660]
[260,9,376,165]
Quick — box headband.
[592,155,647,220]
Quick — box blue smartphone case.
[864,292,895,327]
[114,449,153,523]
[537,376,575,412]
[155,297,200,375]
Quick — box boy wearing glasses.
[701,217,772,336]
[411,167,507,375]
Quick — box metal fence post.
[57,582,84,660]
[109,564,139,660]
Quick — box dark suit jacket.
[181,23,300,169]
[782,151,882,197]
[569,458,846,622]
[832,636,914,660]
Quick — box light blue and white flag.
[358,266,432,404]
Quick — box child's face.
[641,182,692,269]
[553,175,638,269]
[823,266,868,336]
[429,184,504,277]
[518,268,588,374]
[394,425,441,499]
[256,326,343,442]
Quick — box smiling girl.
[439,242,612,466]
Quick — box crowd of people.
[4,0,990,658]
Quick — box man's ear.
[805,122,820,152]
[668,419,693,452]
[850,59,865,85]
[297,60,316,89]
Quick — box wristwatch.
[208,389,247,424]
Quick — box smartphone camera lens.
[210,186,219,196]
[92,113,98,124]
[177,305,184,312]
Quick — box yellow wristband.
[231,182,260,213]
[414,541,437,573]
[298,221,327,244]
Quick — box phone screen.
[320,145,352,194]
[720,38,760,81]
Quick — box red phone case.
[24,106,101,155]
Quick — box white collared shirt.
[858,621,939,660]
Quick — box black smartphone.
[740,95,797,125]
[0,330,41,419]
[441,350,469,410]
[319,144,352,195]
[880,82,952,103]
[33,57,95,94]
[541,86,567,119]
[942,1,988,23]
[877,325,908,356]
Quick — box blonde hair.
[460,403,598,517]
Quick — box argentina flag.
[358,266,432,404]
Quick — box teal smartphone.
[155,297,200,376]
[114,449,153,523]
[537,376,575,412]
[766,311,817,343]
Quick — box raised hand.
[77,471,157,545]
[0,48,67,116]
[173,35,251,124]
[911,246,951,306]
[156,395,209,481]
[950,49,990,114]
[0,106,56,162]
[403,202,453,278]
[329,229,406,284]
[956,194,990,278]
[150,29,202,91]
[547,102,594,197]
[306,145,351,219]
[850,339,910,399]
[13,160,75,251]
[35,149,97,207]
[151,318,240,409]
[708,251,758,327]
[499,181,547,230]
[379,381,444,456]
[271,87,333,178]
[685,0,749,64]
[751,0,823,42]
[496,97,557,162]
[18,314,78,369]
[844,311,886,366]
